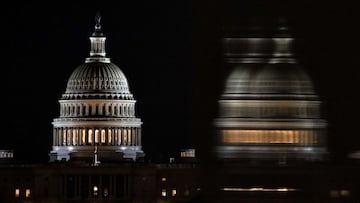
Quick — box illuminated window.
[171,189,177,197]
[161,177,167,182]
[25,189,31,198]
[88,129,93,143]
[101,129,106,143]
[73,129,77,145]
[123,130,127,145]
[127,129,131,144]
[95,129,100,143]
[108,129,112,144]
[67,129,71,145]
[222,129,318,144]
[63,130,67,145]
[331,189,351,198]
[115,129,119,145]
[340,190,350,197]
[93,186,98,196]
[180,149,196,157]
[161,189,167,197]
[15,189,20,198]
[82,129,86,144]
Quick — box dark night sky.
[2,1,360,163]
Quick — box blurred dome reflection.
[214,24,327,163]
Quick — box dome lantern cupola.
[86,12,110,63]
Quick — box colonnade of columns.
[53,127,141,146]
[60,102,135,117]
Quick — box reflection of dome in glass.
[49,14,144,163]
[225,64,315,96]
[214,25,327,163]
[251,64,315,95]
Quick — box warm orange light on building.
[25,189,31,198]
[101,129,106,143]
[171,189,177,196]
[161,189,167,197]
[222,129,318,144]
[15,189,20,198]
[221,187,298,192]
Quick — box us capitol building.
[49,14,144,162]
[0,14,360,203]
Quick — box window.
[103,187,109,197]
[15,189,20,198]
[88,129,93,143]
[95,129,100,143]
[63,130,67,145]
[127,129,131,144]
[93,186,98,196]
[161,177,167,182]
[222,129,319,144]
[330,189,351,198]
[73,129,77,145]
[123,130,127,145]
[340,190,350,197]
[101,129,106,143]
[161,189,167,197]
[25,189,31,198]
[171,189,177,197]
[108,129,112,144]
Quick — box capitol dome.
[65,63,130,93]
[214,22,327,163]
[63,62,133,100]
[49,14,144,163]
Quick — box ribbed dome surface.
[65,62,130,94]
[252,64,314,95]
[224,64,315,96]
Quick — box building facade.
[0,13,360,203]
[0,162,200,203]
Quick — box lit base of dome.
[49,146,144,162]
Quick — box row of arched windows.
[221,129,324,145]
[54,127,141,146]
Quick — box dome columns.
[52,126,141,146]
[89,37,106,57]
[59,100,136,117]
